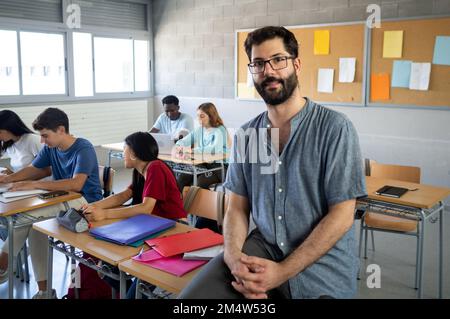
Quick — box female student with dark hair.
[81,131,187,298]
[81,131,186,221]
[0,110,43,242]
[0,110,42,175]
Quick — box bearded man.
[179,26,367,299]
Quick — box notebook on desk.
[89,214,176,245]
[145,228,224,257]
[375,185,409,198]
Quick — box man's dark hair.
[244,26,299,61]
[32,107,69,133]
[162,95,179,106]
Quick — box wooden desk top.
[32,218,194,267]
[101,142,228,165]
[365,176,450,209]
[118,222,202,294]
[0,192,82,217]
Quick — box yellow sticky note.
[314,30,330,55]
[383,30,403,58]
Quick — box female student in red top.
[81,131,186,221]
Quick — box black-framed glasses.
[248,56,294,74]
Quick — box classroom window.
[0,30,20,96]
[73,32,94,97]
[20,31,66,95]
[94,37,134,93]
[134,40,150,92]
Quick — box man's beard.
[254,72,298,106]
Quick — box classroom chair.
[135,186,229,299]
[182,186,229,231]
[359,161,421,289]
[98,166,115,198]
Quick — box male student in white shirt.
[150,95,194,140]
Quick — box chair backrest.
[98,165,115,197]
[182,186,226,225]
[369,162,421,183]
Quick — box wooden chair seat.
[364,211,417,232]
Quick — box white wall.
[1,99,153,167]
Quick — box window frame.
[0,11,153,105]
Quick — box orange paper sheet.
[371,74,390,101]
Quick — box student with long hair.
[175,102,230,192]
[81,131,186,221]
[0,110,44,249]
[81,131,186,299]
[0,108,102,299]
[0,110,42,175]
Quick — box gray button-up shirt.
[223,98,367,298]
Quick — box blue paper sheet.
[433,36,450,66]
[391,60,412,88]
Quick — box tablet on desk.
[375,185,409,198]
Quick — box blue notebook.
[89,214,176,245]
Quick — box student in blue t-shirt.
[0,107,102,299]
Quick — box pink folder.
[133,249,207,276]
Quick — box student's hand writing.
[173,146,192,160]
[82,205,107,222]
[9,181,37,191]
[0,168,13,175]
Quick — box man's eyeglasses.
[248,56,295,74]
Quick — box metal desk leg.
[193,165,198,186]
[7,216,14,299]
[135,278,142,299]
[107,150,112,167]
[46,237,54,299]
[119,270,126,299]
[221,162,225,181]
[418,211,426,299]
[70,246,79,299]
[439,202,443,299]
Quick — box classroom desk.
[33,218,140,299]
[118,222,202,298]
[101,142,228,186]
[0,192,81,299]
[359,176,450,298]
[32,218,199,299]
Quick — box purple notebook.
[89,214,175,245]
[133,249,206,276]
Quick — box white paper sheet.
[183,245,224,260]
[317,68,334,93]
[339,58,356,83]
[0,194,37,203]
[2,189,47,198]
[409,62,431,91]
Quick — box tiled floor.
[1,167,449,299]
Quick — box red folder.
[145,228,223,257]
